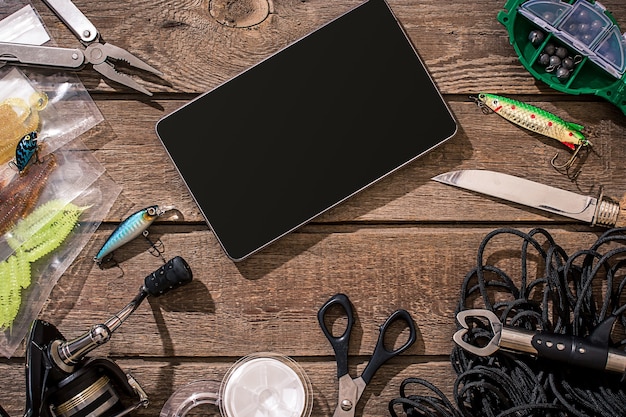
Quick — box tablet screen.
[156,0,457,261]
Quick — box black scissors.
[318,293,417,417]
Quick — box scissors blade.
[333,374,365,417]
[353,377,366,406]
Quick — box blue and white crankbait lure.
[10,131,38,173]
[94,205,171,264]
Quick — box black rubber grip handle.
[531,332,608,370]
[143,256,193,296]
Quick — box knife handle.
[592,193,625,228]
[609,194,626,228]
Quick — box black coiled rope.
[390,227,626,417]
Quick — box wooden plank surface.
[1,0,626,415]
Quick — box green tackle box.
[497,0,626,115]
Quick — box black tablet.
[156,0,457,261]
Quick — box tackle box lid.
[518,0,626,77]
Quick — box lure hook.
[551,145,586,180]
[469,95,493,115]
[550,143,584,170]
[142,229,166,263]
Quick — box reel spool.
[46,358,147,417]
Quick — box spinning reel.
[0,256,193,417]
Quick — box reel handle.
[52,257,193,372]
[143,256,193,296]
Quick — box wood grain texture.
[88,98,626,223]
[30,0,626,95]
[1,0,625,416]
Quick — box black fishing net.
[390,227,626,417]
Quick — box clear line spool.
[160,380,221,416]
[160,353,313,417]
[219,352,313,417]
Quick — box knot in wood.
[209,0,271,28]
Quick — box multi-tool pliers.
[0,0,162,95]
[454,309,626,375]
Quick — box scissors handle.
[361,309,416,385]
[318,293,354,379]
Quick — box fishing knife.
[432,169,626,228]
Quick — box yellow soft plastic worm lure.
[472,93,590,171]
[0,200,84,329]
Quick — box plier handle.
[42,0,98,44]
[0,0,162,95]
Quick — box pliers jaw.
[42,0,163,95]
[0,0,163,95]
[453,309,503,356]
[86,43,163,96]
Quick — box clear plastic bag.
[0,139,121,357]
[0,139,112,262]
[0,3,121,357]
[0,67,104,185]
[0,1,49,44]
[0,149,121,357]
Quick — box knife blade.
[432,169,626,228]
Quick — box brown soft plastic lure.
[0,156,56,235]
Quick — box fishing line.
[390,227,626,417]
[160,353,313,417]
